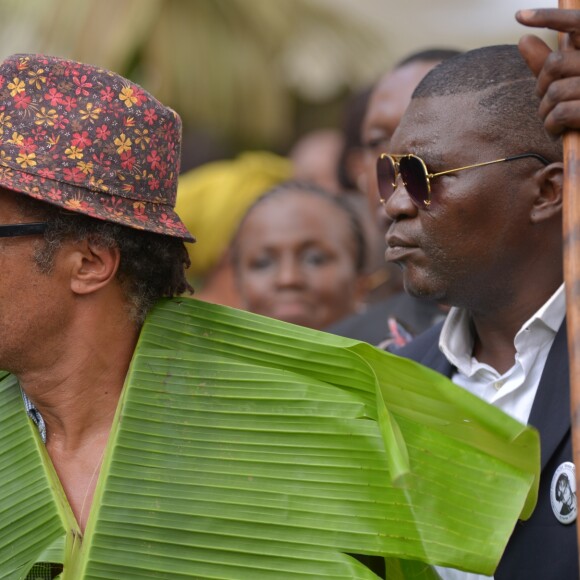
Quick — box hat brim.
[0,165,195,242]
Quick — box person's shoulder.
[325,299,397,344]
[394,320,444,362]
[325,300,389,342]
[326,292,442,343]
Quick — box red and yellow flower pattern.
[0,54,193,241]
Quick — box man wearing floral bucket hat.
[0,53,194,540]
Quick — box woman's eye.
[248,255,274,270]
[365,136,391,156]
[303,249,331,266]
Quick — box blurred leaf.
[0,0,389,148]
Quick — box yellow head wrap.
[175,151,292,278]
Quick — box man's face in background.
[361,60,440,229]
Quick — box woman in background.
[176,151,292,307]
[232,181,369,330]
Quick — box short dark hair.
[412,44,562,162]
[395,48,463,68]
[14,194,192,324]
[335,48,463,191]
[231,180,368,274]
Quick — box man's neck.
[470,283,564,374]
[16,310,139,449]
[15,305,140,533]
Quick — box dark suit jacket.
[396,320,578,580]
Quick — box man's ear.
[69,239,121,295]
[531,162,563,224]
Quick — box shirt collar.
[531,283,566,334]
[439,284,566,374]
[20,387,47,443]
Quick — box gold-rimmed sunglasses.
[376,152,551,209]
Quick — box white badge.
[550,461,577,524]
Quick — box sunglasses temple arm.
[428,157,513,179]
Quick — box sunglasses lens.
[376,156,396,204]
[399,155,429,207]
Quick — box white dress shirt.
[434,284,566,580]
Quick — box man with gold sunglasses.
[326,49,462,348]
[386,9,580,580]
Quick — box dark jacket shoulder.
[395,321,443,359]
[326,293,443,345]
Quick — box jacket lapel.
[426,320,570,472]
[527,321,570,471]
[422,340,454,377]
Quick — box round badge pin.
[550,462,577,525]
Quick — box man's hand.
[517,9,580,134]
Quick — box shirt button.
[494,380,505,391]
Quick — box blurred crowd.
[175,48,460,348]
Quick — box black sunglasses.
[0,223,47,238]
[376,152,551,209]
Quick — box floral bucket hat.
[0,53,194,241]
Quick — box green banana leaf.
[0,298,539,579]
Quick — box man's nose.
[384,178,418,221]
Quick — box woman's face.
[234,191,366,330]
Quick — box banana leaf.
[0,298,539,579]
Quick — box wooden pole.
[559,0,580,568]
